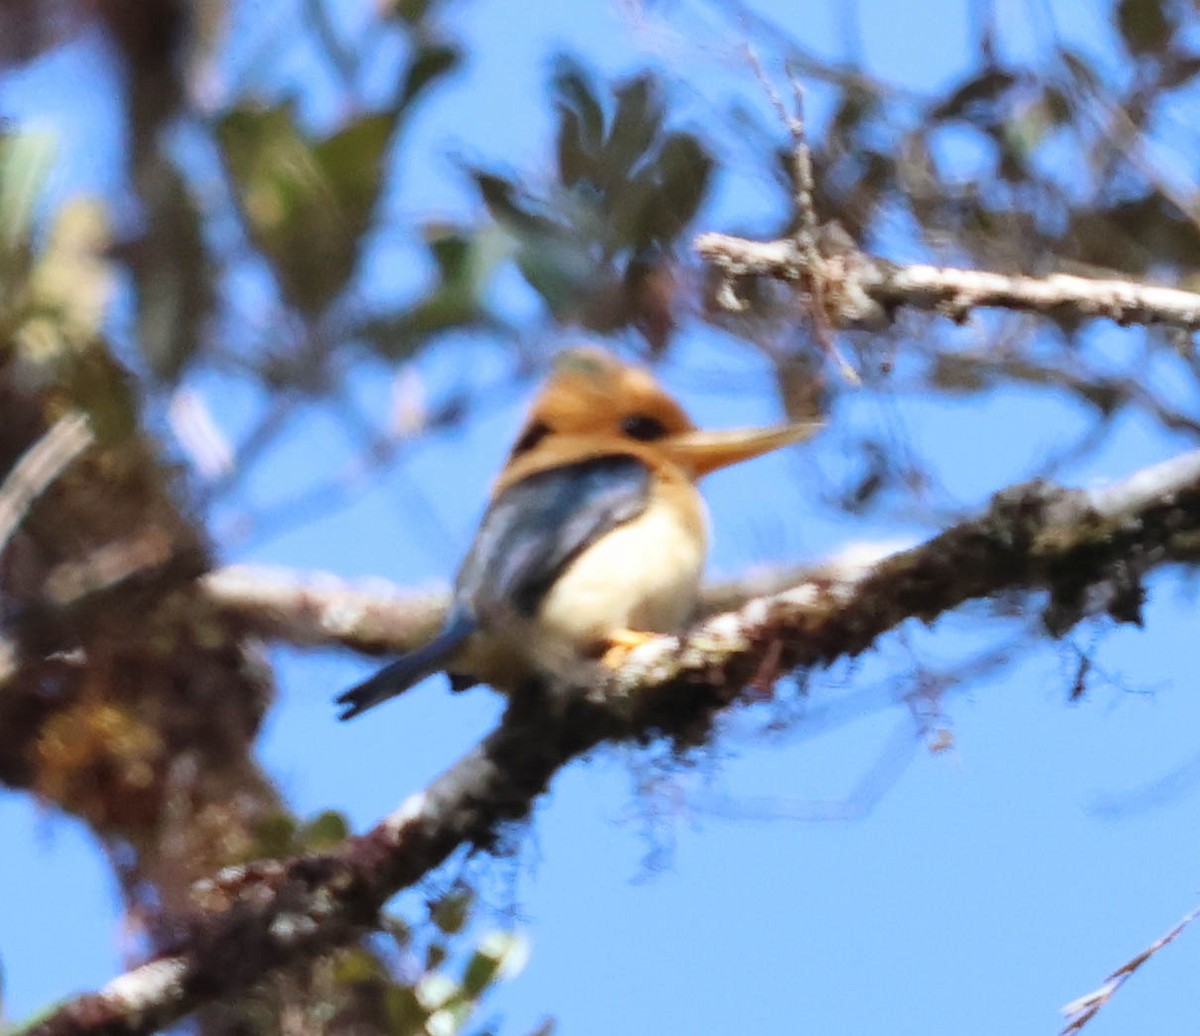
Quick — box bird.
[336,347,819,720]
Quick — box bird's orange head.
[495,347,819,494]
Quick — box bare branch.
[696,232,1200,333]
[0,411,94,554]
[26,446,1200,1036]
[201,544,910,655]
[741,51,860,382]
[1061,904,1200,1033]
[202,565,449,654]
[43,526,176,607]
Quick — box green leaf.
[252,812,299,857]
[382,914,414,949]
[1041,85,1072,125]
[121,162,212,383]
[606,167,659,249]
[383,0,432,25]
[355,224,513,357]
[1003,100,1051,159]
[830,85,878,140]
[555,106,590,187]
[1070,194,1200,274]
[27,198,115,346]
[332,946,387,984]
[313,111,394,233]
[602,74,662,186]
[400,43,460,109]
[646,132,712,242]
[1116,0,1172,55]
[217,104,393,315]
[607,132,712,250]
[431,888,473,934]
[426,941,449,970]
[472,170,556,235]
[385,983,428,1034]
[460,950,500,998]
[461,932,529,997]
[514,233,598,316]
[551,57,605,152]
[931,69,1017,122]
[300,809,350,850]
[0,129,54,260]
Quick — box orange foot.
[600,628,659,669]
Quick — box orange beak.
[660,421,821,478]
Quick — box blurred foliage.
[714,0,1200,513]
[0,130,54,289]
[260,815,534,1036]
[246,807,354,858]
[218,104,396,316]
[360,58,714,359]
[378,924,531,1036]
[117,162,212,383]
[7,0,1193,524]
[354,222,515,360]
[205,810,533,1034]
[466,58,713,349]
[0,125,285,1028]
[1,0,1198,443]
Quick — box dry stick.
[24,445,1200,1036]
[743,48,860,382]
[0,411,95,554]
[696,232,1200,332]
[202,566,449,652]
[1060,905,1200,1034]
[0,413,95,688]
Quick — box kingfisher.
[336,347,818,719]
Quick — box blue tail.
[336,609,477,720]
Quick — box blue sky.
[3,1,1200,1033]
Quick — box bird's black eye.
[621,414,669,441]
[510,420,551,457]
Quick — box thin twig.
[1061,905,1200,1033]
[742,50,860,382]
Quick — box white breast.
[534,493,708,659]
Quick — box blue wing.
[457,454,651,623]
[336,454,650,719]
